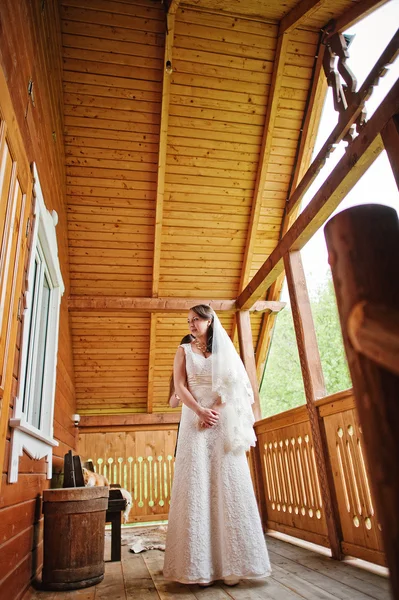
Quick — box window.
[260,283,306,418]
[9,164,64,483]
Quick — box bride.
[163,304,271,586]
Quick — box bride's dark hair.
[190,304,214,353]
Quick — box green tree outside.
[260,273,352,418]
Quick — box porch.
[24,533,390,600]
[0,0,398,597]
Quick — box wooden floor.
[25,534,392,600]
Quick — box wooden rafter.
[325,0,390,38]
[239,1,332,299]
[286,29,399,219]
[152,0,180,297]
[254,26,398,378]
[237,75,399,310]
[279,0,327,34]
[237,33,289,297]
[149,0,180,412]
[234,0,330,350]
[255,39,327,379]
[68,296,285,313]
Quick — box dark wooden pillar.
[283,251,342,559]
[325,204,399,598]
[381,113,399,189]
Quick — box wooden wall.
[0,2,75,599]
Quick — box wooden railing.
[254,389,386,566]
[78,428,178,523]
[78,390,386,565]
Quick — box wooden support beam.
[236,311,261,422]
[286,29,399,219]
[255,40,327,378]
[325,0,390,39]
[325,204,399,596]
[237,75,399,310]
[279,0,327,35]
[68,296,285,313]
[152,0,180,297]
[232,30,289,344]
[284,251,342,559]
[79,413,181,429]
[147,313,157,414]
[381,113,399,189]
[238,34,289,297]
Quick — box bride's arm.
[173,347,219,427]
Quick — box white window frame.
[9,164,64,483]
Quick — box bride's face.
[187,310,209,338]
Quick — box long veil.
[211,310,257,454]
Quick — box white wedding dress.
[163,343,271,584]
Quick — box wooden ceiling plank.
[152,0,180,298]
[69,296,285,313]
[237,75,399,310]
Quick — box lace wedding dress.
[163,343,271,584]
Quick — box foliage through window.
[260,298,305,418]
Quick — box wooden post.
[236,311,261,421]
[283,251,342,559]
[236,311,268,526]
[325,204,399,597]
[381,113,399,189]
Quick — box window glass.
[31,270,51,429]
[260,284,306,418]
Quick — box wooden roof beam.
[237,75,399,310]
[237,33,288,299]
[255,38,327,379]
[149,0,180,412]
[324,0,390,39]
[68,296,285,313]
[279,0,328,35]
[286,28,399,219]
[234,0,330,345]
[152,0,180,297]
[231,31,289,344]
[238,0,333,299]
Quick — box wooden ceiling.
[62,0,370,415]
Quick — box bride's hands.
[198,407,219,428]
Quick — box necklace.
[194,338,208,355]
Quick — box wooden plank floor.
[25,534,392,600]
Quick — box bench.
[63,451,127,562]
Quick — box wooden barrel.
[42,486,109,590]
